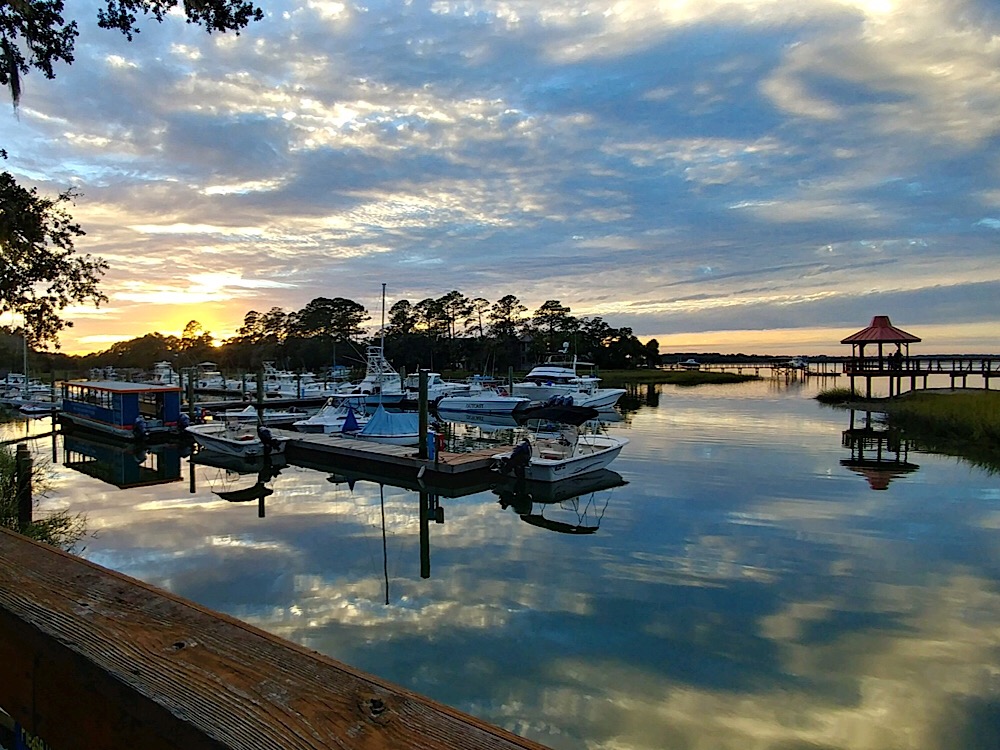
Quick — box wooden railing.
[0,528,549,750]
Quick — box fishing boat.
[185,421,287,458]
[434,379,531,415]
[220,404,311,427]
[492,404,628,482]
[292,399,368,434]
[511,351,625,409]
[58,381,184,441]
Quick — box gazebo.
[841,316,921,397]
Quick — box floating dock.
[275,428,498,476]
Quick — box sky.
[3,0,999,357]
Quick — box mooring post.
[418,369,429,460]
[15,444,32,530]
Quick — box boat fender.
[435,431,446,455]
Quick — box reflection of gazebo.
[841,315,921,398]
[841,408,919,490]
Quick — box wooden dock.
[277,429,498,477]
[0,529,550,750]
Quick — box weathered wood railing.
[0,528,549,750]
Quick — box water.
[4,377,999,750]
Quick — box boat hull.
[186,423,286,458]
[494,435,628,482]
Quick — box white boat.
[493,404,628,482]
[292,399,368,434]
[678,358,701,370]
[221,404,310,427]
[186,421,287,458]
[435,381,531,415]
[19,394,62,416]
[511,353,624,409]
[347,404,420,446]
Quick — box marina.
[3,372,999,750]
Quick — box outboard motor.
[134,415,148,441]
[178,412,191,431]
[257,424,276,456]
[497,439,532,479]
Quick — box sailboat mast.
[380,282,386,351]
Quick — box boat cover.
[359,405,419,436]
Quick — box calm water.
[4,377,1000,750]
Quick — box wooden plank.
[0,529,550,750]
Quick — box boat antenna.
[380,282,386,351]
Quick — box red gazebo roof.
[841,315,921,344]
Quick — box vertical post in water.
[16,444,32,529]
[419,490,431,579]
[256,369,265,421]
[418,369,428,460]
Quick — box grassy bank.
[818,388,1000,472]
[598,369,761,387]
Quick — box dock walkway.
[276,429,498,476]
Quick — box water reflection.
[190,451,287,517]
[840,409,920,490]
[3,380,999,750]
[493,469,627,534]
[62,431,185,489]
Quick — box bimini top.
[840,316,921,344]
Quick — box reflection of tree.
[840,409,919,490]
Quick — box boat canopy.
[359,404,419,436]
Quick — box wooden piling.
[15,444,31,529]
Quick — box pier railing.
[0,528,549,750]
[843,356,999,376]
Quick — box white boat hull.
[510,382,624,409]
[435,394,529,415]
[494,434,628,482]
[186,423,286,458]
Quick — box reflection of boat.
[292,399,367,434]
[493,469,627,534]
[58,381,184,441]
[494,404,628,482]
[190,449,288,476]
[215,484,273,502]
[186,421,287,458]
[62,431,184,488]
[434,409,520,431]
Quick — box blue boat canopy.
[358,405,419,436]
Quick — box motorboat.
[493,404,628,482]
[292,399,368,434]
[186,421,287,458]
[221,404,311,427]
[511,353,624,409]
[58,381,184,441]
[678,358,701,370]
[435,380,531,415]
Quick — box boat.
[401,372,469,403]
[493,404,628,482]
[292,399,368,434]
[435,380,531,415]
[19,394,62,417]
[511,352,625,409]
[58,381,185,441]
[186,421,287,458]
[347,403,421,446]
[220,404,311,427]
[678,358,701,370]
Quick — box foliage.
[0,444,87,551]
[884,391,1000,447]
[815,387,863,404]
[0,174,107,346]
[1,0,263,106]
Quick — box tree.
[1,0,263,107]
[289,297,368,341]
[0,174,107,346]
[1,0,264,345]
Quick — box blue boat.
[58,380,185,441]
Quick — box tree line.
[2,292,660,377]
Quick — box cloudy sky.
[4,0,999,356]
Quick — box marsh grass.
[819,389,1000,473]
[0,445,87,551]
